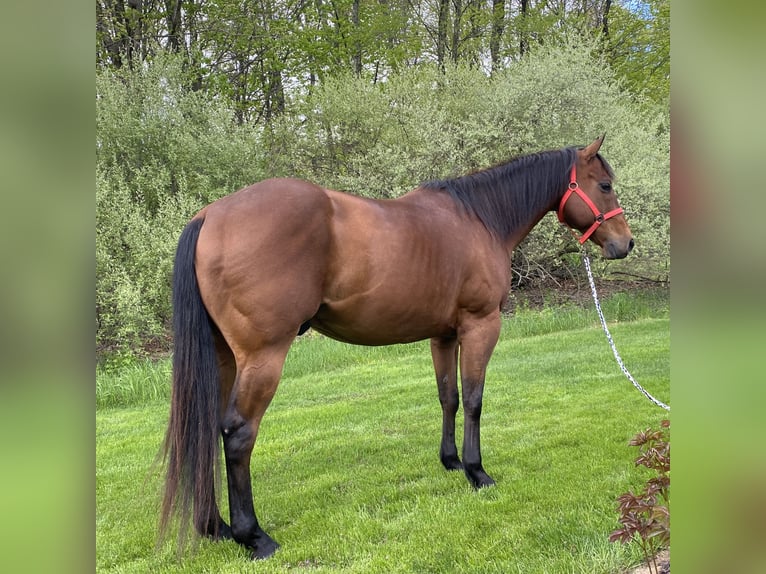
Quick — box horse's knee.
[463,392,483,419]
[439,385,460,414]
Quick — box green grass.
[96,359,171,409]
[96,290,669,573]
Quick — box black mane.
[422,147,580,239]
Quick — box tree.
[605,0,669,103]
[96,0,149,68]
[95,0,669,121]
[489,0,505,72]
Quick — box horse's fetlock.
[231,520,257,545]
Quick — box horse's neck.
[402,180,562,252]
[501,203,557,253]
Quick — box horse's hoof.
[250,536,280,560]
[441,455,464,471]
[465,465,496,489]
[474,475,496,489]
[214,522,234,541]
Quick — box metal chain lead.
[582,251,670,411]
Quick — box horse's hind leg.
[431,336,463,471]
[222,342,291,559]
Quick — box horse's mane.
[421,147,612,239]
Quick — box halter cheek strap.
[558,166,624,244]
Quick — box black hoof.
[441,454,464,471]
[465,465,496,489]
[215,522,234,541]
[204,518,234,541]
[250,535,280,560]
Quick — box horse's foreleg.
[222,349,287,560]
[430,336,462,471]
[458,313,501,489]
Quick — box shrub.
[96,55,263,353]
[96,40,669,354]
[610,419,670,574]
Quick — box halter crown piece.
[557,165,624,244]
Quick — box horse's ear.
[583,134,605,161]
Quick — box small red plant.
[610,419,670,574]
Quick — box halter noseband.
[557,165,624,244]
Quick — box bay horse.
[160,136,633,559]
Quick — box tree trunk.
[351,0,362,76]
[125,0,145,63]
[186,0,203,91]
[234,56,249,125]
[602,0,612,38]
[519,0,528,57]
[165,0,183,52]
[451,0,462,64]
[490,0,505,73]
[437,0,449,71]
[97,0,125,68]
[265,67,285,122]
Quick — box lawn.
[96,290,669,573]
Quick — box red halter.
[557,165,624,244]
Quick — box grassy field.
[96,289,669,573]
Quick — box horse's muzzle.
[603,238,635,260]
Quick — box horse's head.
[558,135,634,259]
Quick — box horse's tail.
[160,216,221,545]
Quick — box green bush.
[96,40,669,355]
[96,166,199,350]
[96,55,264,353]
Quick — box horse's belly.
[309,302,454,346]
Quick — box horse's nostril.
[628,238,635,251]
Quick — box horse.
[160,135,633,559]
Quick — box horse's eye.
[599,182,612,193]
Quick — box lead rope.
[581,250,670,411]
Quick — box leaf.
[609,528,635,544]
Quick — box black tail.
[160,217,221,545]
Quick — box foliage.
[610,419,670,574]
[97,355,172,409]
[96,55,264,352]
[606,0,670,104]
[96,38,669,355]
[96,1,669,120]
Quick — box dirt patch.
[503,276,666,314]
[624,550,669,574]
